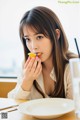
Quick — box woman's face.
[23,26,53,62]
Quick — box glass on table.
[69,58,80,120]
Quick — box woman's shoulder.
[65,63,70,74]
[67,51,78,59]
[65,51,78,74]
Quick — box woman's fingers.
[26,57,35,71]
[24,57,31,68]
[35,65,42,78]
[23,56,42,80]
[31,60,38,73]
[32,59,42,78]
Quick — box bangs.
[20,14,50,38]
[20,22,49,39]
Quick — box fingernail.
[36,56,39,61]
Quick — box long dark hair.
[19,6,77,98]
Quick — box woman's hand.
[21,56,42,91]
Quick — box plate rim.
[18,98,74,118]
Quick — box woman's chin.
[40,58,46,62]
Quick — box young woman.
[8,6,77,100]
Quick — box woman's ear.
[55,29,60,40]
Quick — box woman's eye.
[37,36,44,40]
[25,38,30,42]
[25,38,31,45]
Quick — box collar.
[36,67,56,92]
[50,67,56,82]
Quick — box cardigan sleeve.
[7,69,31,100]
[8,85,31,100]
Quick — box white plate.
[18,98,74,119]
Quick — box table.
[0,98,76,120]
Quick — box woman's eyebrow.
[23,33,42,38]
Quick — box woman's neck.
[42,58,53,73]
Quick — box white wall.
[0,0,80,75]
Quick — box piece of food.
[28,52,42,58]
[28,53,36,58]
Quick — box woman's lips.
[36,52,42,56]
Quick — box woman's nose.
[31,41,38,50]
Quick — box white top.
[8,64,73,100]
